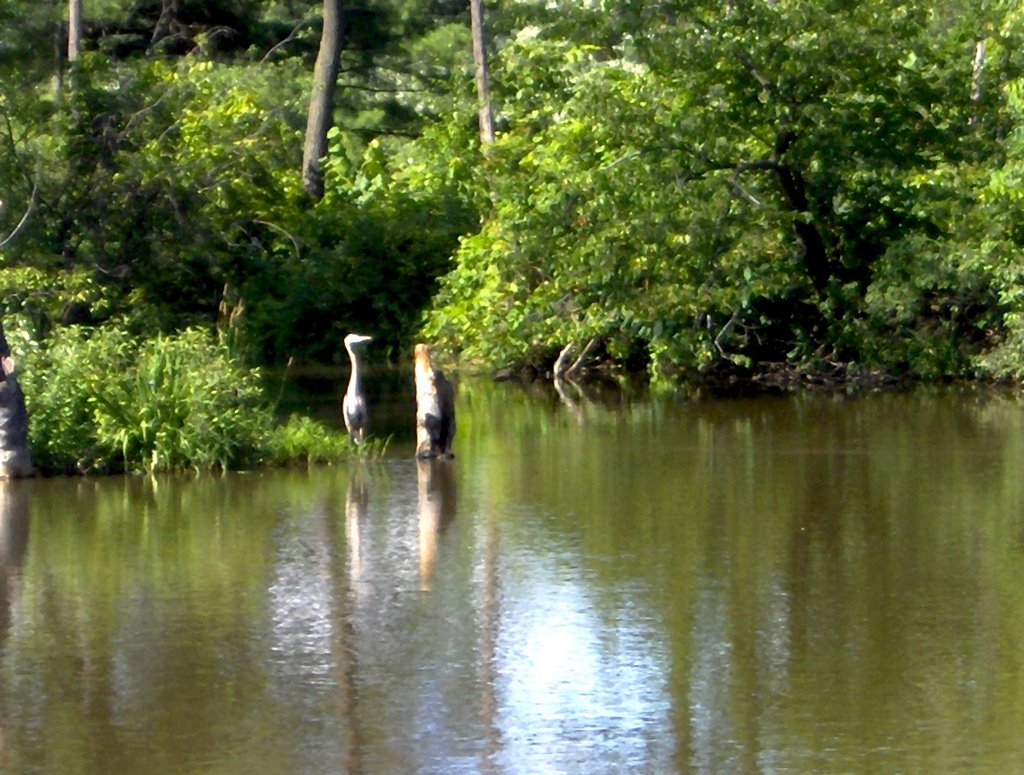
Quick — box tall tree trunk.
[469,0,494,145]
[970,38,986,127]
[769,129,833,294]
[302,0,343,200]
[67,0,82,63]
[971,39,986,103]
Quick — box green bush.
[13,323,393,473]
[18,326,273,473]
[15,325,132,472]
[265,414,388,466]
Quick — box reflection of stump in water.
[0,483,27,775]
[0,482,30,643]
[417,459,456,590]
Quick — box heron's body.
[342,334,373,443]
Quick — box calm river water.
[1,380,1023,773]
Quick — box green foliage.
[6,0,1024,388]
[266,413,389,464]
[425,31,807,377]
[0,266,120,336]
[15,326,132,473]
[18,327,272,473]
[969,47,1024,379]
[10,317,391,473]
[0,0,482,365]
[425,1,1024,383]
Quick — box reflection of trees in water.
[262,462,466,773]
[677,574,793,774]
[339,470,368,775]
[265,486,353,772]
[267,510,337,678]
[663,391,1024,772]
[477,515,501,775]
[490,562,674,772]
[0,389,1021,772]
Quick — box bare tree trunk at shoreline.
[470,0,494,145]
[0,323,32,478]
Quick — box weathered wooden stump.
[0,355,31,479]
[414,344,456,459]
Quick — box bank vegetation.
[3,1,1024,469]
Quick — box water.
[1,381,1023,773]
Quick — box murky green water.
[1,381,1024,773]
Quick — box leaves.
[4,0,1024,386]
[420,0,1024,381]
[16,326,273,473]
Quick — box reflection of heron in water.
[417,459,456,590]
[345,471,369,592]
[342,333,373,444]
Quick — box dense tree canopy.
[2,0,1024,384]
[425,0,1024,382]
[0,0,475,365]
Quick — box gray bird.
[342,333,373,444]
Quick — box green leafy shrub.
[14,323,393,473]
[15,325,133,472]
[18,327,273,473]
[265,414,388,466]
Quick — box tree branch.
[0,181,39,252]
[713,310,740,356]
[565,337,599,378]
[553,342,574,379]
[260,16,317,64]
[253,219,302,259]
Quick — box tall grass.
[18,327,270,472]
[15,326,382,474]
[266,414,389,466]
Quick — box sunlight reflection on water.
[494,563,673,773]
[2,387,1024,773]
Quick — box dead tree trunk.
[0,324,32,478]
[970,39,986,127]
[414,344,456,459]
[302,0,343,200]
[469,0,495,145]
[68,0,83,63]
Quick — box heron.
[342,333,373,444]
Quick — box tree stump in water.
[414,344,456,459]
[0,356,31,479]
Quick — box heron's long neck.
[346,344,362,392]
